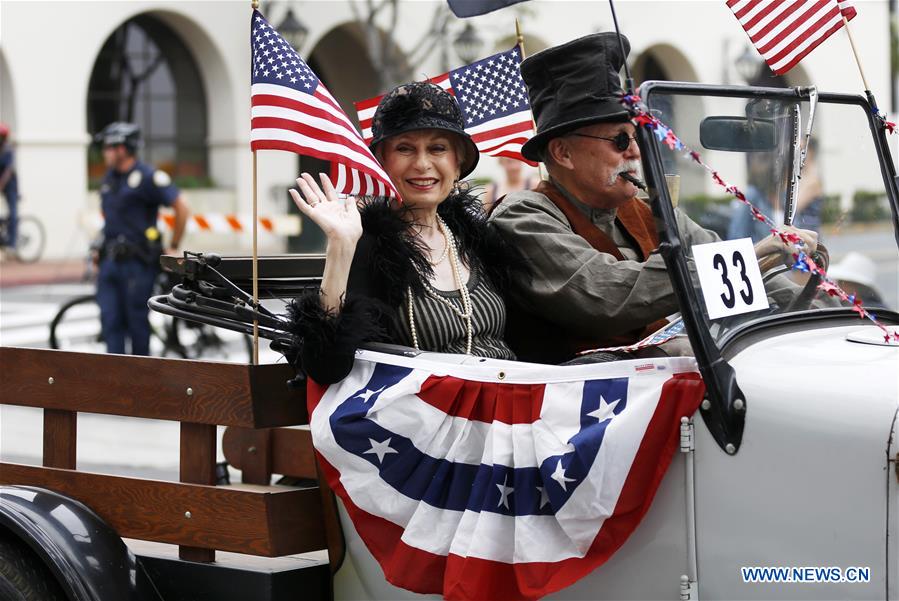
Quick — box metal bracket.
[680,417,695,453]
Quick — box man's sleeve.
[490,193,682,338]
[148,168,180,206]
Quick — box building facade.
[0,0,893,258]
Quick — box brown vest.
[507,181,669,363]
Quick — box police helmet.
[95,122,142,153]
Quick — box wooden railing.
[0,346,327,563]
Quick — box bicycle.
[49,272,253,361]
[0,214,45,263]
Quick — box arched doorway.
[285,22,407,253]
[86,14,208,187]
[633,45,703,182]
[0,50,16,131]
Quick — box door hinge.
[680,575,697,600]
[680,417,694,453]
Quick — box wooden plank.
[43,409,76,469]
[223,427,317,481]
[238,428,273,485]
[0,463,327,557]
[180,423,217,562]
[0,347,306,428]
[250,366,309,426]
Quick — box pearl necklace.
[406,216,473,355]
[427,226,449,266]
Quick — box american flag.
[309,350,705,600]
[354,46,537,166]
[250,10,399,198]
[727,0,858,75]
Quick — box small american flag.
[355,46,537,166]
[250,10,399,198]
[727,0,858,75]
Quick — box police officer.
[0,122,19,254]
[95,122,190,355]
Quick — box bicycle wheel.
[14,216,46,263]
[167,317,254,362]
[49,294,105,352]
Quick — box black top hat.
[520,33,631,162]
[369,82,479,178]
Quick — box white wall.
[1,0,892,259]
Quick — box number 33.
[712,251,754,309]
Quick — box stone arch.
[632,45,704,189]
[0,49,16,132]
[85,9,233,187]
[633,44,700,85]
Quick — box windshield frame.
[635,81,899,455]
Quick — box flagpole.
[251,0,260,365]
[515,18,546,182]
[841,16,871,92]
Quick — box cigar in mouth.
[619,171,646,190]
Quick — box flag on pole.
[309,350,705,601]
[354,46,537,166]
[448,0,531,17]
[250,10,399,198]
[727,0,858,75]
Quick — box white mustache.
[606,160,643,186]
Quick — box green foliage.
[850,190,888,223]
[173,175,215,189]
[819,194,843,224]
[679,193,732,214]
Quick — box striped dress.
[394,267,514,360]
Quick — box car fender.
[0,485,161,601]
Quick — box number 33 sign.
[691,238,769,319]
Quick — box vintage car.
[1,81,897,601]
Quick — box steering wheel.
[756,242,830,312]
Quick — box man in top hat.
[489,33,820,364]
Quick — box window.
[87,15,208,187]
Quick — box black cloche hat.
[369,82,480,178]
[520,33,631,162]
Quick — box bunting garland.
[620,93,899,344]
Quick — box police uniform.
[0,142,18,247]
[98,161,178,355]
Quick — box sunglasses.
[569,131,638,152]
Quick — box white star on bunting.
[536,486,550,509]
[363,437,398,464]
[356,386,386,403]
[586,395,623,423]
[550,459,576,492]
[496,477,514,509]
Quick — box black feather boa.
[285,188,527,384]
[357,188,526,307]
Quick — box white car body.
[332,325,897,601]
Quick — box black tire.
[49,294,104,352]
[0,534,67,601]
[168,317,254,362]
[13,216,45,264]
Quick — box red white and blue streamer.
[621,93,899,344]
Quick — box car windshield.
[643,85,897,342]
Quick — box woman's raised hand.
[289,173,362,245]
